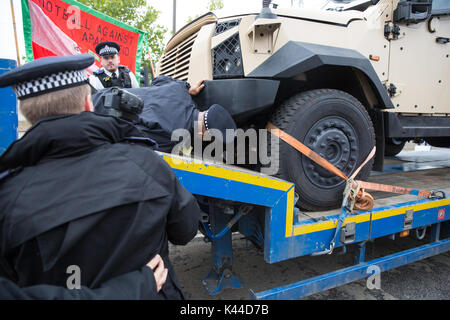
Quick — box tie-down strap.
[266,123,437,212]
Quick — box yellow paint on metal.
[371,199,450,221]
[290,198,450,237]
[162,154,293,191]
[292,213,371,236]
[285,188,296,237]
[161,154,450,240]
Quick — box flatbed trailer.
[159,152,450,300]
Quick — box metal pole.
[172,0,177,35]
[10,0,21,66]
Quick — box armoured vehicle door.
[387,0,450,114]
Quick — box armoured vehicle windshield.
[299,0,375,11]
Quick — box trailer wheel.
[385,138,406,156]
[269,89,375,211]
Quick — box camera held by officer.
[98,87,144,123]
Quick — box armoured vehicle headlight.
[212,33,244,79]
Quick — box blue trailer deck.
[159,152,450,299]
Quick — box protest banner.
[21,0,148,78]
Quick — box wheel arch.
[271,66,387,171]
[249,42,391,171]
[268,89,377,210]
[249,41,393,111]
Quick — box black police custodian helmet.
[203,104,237,144]
[0,54,95,100]
[95,41,121,57]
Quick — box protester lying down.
[92,75,237,154]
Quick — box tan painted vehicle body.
[158,0,449,210]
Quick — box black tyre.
[385,138,406,156]
[269,89,375,211]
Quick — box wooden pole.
[10,0,21,66]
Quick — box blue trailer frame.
[159,152,450,299]
[0,59,18,155]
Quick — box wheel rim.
[390,138,404,146]
[302,116,360,189]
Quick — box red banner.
[22,0,147,75]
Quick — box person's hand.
[189,80,206,96]
[147,254,168,292]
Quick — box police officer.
[89,41,139,91]
[0,54,202,300]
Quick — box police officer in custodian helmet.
[89,41,140,91]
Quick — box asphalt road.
[169,147,450,300]
[170,233,450,300]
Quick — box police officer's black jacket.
[0,112,202,299]
[0,266,158,300]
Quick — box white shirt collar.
[104,69,119,78]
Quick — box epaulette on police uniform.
[93,69,105,76]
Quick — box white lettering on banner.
[66,5,81,30]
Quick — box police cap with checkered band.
[95,41,120,57]
[0,54,94,100]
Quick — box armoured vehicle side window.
[432,0,450,14]
[395,0,433,22]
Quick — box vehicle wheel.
[268,89,375,211]
[385,138,406,156]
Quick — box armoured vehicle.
[157,0,450,211]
